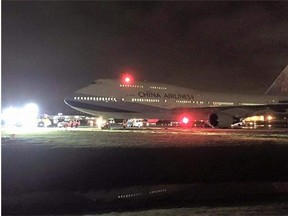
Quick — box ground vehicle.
[37,117,52,127]
[126,119,148,127]
[193,120,211,128]
[101,122,124,130]
[101,118,124,129]
[57,119,80,128]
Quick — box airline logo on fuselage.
[138,91,194,100]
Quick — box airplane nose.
[64,94,75,106]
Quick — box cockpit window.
[91,81,104,85]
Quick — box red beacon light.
[179,114,192,127]
[124,76,131,83]
[121,73,134,85]
[182,117,189,124]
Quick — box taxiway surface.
[2,127,288,215]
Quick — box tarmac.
[2,127,288,215]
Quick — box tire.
[38,122,44,127]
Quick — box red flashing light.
[182,117,189,124]
[121,73,134,84]
[125,77,131,83]
[178,113,193,127]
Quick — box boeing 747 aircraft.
[65,65,288,128]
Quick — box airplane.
[64,65,288,128]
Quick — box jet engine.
[209,113,235,128]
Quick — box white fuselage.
[64,79,287,120]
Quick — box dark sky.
[2,1,288,114]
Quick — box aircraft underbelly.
[65,99,172,119]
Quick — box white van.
[126,119,147,127]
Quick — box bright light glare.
[121,73,134,84]
[21,103,39,127]
[245,115,264,122]
[182,117,189,124]
[267,115,273,121]
[125,77,130,83]
[96,116,106,128]
[2,107,21,126]
[2,103,39,127]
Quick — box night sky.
[2,2,288,114]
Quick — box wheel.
[38,122,44,127]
